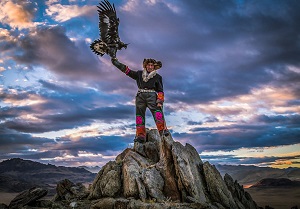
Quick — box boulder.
[54,179,88,201]
[9,187,47,209]
[122,150,150,198]
[91,197,116,209]
[89,161,122,199]
[133,130,160,163]
[141,167,165,201]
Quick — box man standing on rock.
[110,54,170,143]
[90,1,169,143]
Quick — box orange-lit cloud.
[64,127,101,140]
[0,0,34,29]
[3,92,46,107]
[271,160,294,169]
[0,28,16,42]
[183,84,299,123]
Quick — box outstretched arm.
[111,57,126,72]
[111,57,138,80]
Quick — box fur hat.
[143,58,162,70]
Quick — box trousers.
[135,92,166,139]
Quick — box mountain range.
[0,158,95,194]
[216,164,300,187]
[1,158,300,194]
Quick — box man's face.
[146,63,155,73]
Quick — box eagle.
[90,0,128,57]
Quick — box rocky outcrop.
[8,187,48,209]
[224,173,258,209]
[87,129,260,209]
[53,179,89,201]
[3,129,261,209]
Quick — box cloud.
[205,154,300,168]
[0,82,134,134]
[1,0,300,168]
[0,125,132,167]
[0,28,16,44]
[46,4,94,22]
[0,0,35,29]
[116,0,300,106]
[12,26,102,79]
[194,124,299,152]
[0,126,54,153]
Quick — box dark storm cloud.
[187,121,203,126]
[32,104,133,130]
[256,114,300,127]
[54,135,132,154]
[5,0,300,103]
[0,125,131,162]
[13,26,100,79]
[0,126,53,153]
[0,105,31,119]
[116,0,300,104]
[173,121,300,152]
[4,24,139,94]
[1,82,134,133]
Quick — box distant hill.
[79,165,101,173]
[215,164,300,187]
[2,158,300,194]
[0,158,95,193]
[250,178,300,188]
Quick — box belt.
[138,89,156,93]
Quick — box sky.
[0,0,299,169]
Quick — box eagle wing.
[97,0,120,45]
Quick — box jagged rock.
[136,176,147,201]
[91,197,116,209]
[54,178,74,201]
[134,131,160,163]
[89,161,122,199]
[126,199,211,209]
[54,179,88,201]
[91,198,129,209]
[172,141,207,203]
[8,187,47,209]
[26,128,259,209]
[202,161,238,208]
[157,133,181,201]
[141,167,165,202]
[224,173,259,209]
[122,150,150,198]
